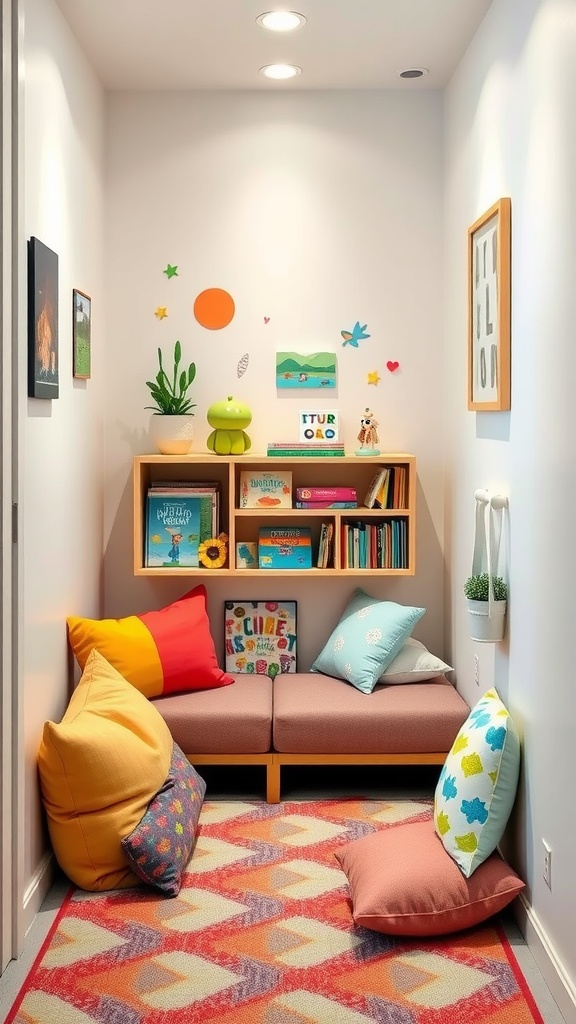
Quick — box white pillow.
[378,638,452,685]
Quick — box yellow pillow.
[37,649,173,891]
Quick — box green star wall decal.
[163,264,178,279]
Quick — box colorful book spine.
[296,486,356,501]
[295,501,357,509]
[258,526,312,569]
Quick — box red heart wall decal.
[386,360,400,372]
[264,316,270,324]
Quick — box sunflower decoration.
[198,532,228,569]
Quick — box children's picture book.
[239,470,292,508]
[145,493,204,567]
[148,482,219,534]
[258,526,312,569]
[235,541,258,568]
[224,600,297,676]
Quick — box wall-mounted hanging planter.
[464,573,508,643]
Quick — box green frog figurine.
[206,396,252,455]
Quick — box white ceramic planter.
[148,414,194,455]
[467,599,507,642]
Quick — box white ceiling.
[53,0,493,91]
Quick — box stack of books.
[258,526,313,569]
[267,441,346,458]
[145,481,219,567]
[295,486,357,509]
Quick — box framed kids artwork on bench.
[224,600,297,677]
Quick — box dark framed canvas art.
[73,288,91,379]
[224,600,297,676]
[27,237,59,399]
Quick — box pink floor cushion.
[335,817,524,936]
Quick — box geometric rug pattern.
[5,799,543,1023]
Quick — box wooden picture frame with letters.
[468,198,511,411]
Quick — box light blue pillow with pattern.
[310,588,425,694]
[434,688,520,878]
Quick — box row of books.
[145,481,220,567]
[364,466,408,510]
[341,519,408,570]
[238,520,406,570]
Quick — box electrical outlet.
[474,655,480,686]
[543,839,552,889]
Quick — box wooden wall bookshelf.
[133,453,416,577]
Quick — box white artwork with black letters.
[472,212,499,403]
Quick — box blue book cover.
[258,526,312,569]
[146,494,204,567]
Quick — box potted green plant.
[146,341,197,454]
[464,572,508,642]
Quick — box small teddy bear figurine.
[355,407,380,455]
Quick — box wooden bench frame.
[189,751,448,804]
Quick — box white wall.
[444,0,576,1012]
[103,90,447,669]
[22,0,105,928]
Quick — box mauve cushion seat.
[151,674,273,754]
[273,673,469,753]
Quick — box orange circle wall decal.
[193,288,235,330]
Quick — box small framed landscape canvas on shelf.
[73,289,91,379]
[224,600,297,677]
[468,197,511,411]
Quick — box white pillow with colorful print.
[434,688,520,878]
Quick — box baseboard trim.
[514,894,576,1024]
[22,852,56,938]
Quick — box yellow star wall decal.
[154,307,168,320]
[367,370,380,385]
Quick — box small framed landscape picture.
[73,288,91,379]
[224,600,297,676]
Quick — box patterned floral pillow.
[121,742,206,896]
[310,588,425,694]
[434,688,520,878]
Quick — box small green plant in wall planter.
[146,341,197,454]
[464,573,508,643]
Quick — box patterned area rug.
[7,799,542,1024]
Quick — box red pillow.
[335,817,524,937]
[67,584,233,698]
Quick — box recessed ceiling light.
[256,11,307,32]
[259,63,302,80]
[398,67,429,79]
